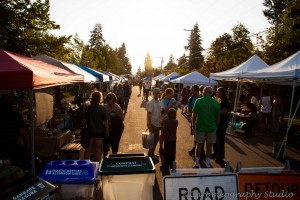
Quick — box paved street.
[117,85,300,200]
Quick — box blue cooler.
[39,160,99,199]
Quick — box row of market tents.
[0,49,127,90]
[147,51,299,88]
[0,49,126,175]
[148,50,300,159]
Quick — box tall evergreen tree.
[136,66,143,80]
[185,23,204,70]
[263,0,287,37]
[144,53,153,76]
[164,54,177,70]
[89,23,105,49]
[117,43,132,75]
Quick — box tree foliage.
[0,0,71,57]
[164,54,177,71]
[205,23,253,74]
[82,23,132,75]
[185,23,205,70]
[144,53,153,76]
[117,43,132,75]
[89,23,105,49]
[262,0,300,63]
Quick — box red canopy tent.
[0,49,84,175]
[0,49,84,89]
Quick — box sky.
[49,0,270,75]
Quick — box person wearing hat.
[192,86,220,168]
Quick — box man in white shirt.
[259,89,271,131]
[146,88,162,163]
[251,95,259,109]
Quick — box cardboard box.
[59,143,84,160]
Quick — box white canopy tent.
[242,51,300,85]
[210,55,270,115]
[242,51,300,158]
[160,72,180,82]
[171,71,218,86]
[210,54,269,81]
[35,54,99,83]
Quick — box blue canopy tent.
[99,71,115,81]
[102,71,121,81]
[142,76,152,81]
[76,64,110,82]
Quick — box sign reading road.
[238,173,300,200]
[163,174,239,200]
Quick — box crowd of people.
[80,81,131,162]
[143,82,288,174]
[145,84,228,173]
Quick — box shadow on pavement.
[153,176,163,200]
[225,137,247,155]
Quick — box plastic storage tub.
[39,160,99,200]
[99,153,156,200]
[1,174,57,200]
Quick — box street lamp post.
[184,28,192,70]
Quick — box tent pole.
[233,81,239,112]
[232,80,241,124]
[236,81,243,110]
[276,79,297,159]
[277,99,299,159]
[288,79,296,126]
[29,90,35,175]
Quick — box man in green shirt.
[192,86,220,168]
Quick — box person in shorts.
[192,86,220,168]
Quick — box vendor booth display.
[242,50,300,159]
[209,54,270,136]
[0,49,84,175]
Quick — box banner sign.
[164,174,239,200]
[238,173,300,200]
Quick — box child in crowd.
[160,108,178,173]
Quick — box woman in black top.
[103,92,124,156]
[213,87,230,162]
[82,91,109,162]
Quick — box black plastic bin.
[0,174,58,200]
[99,153,156,200]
